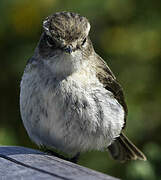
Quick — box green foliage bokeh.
[0,0,161,179]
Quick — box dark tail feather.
[108,133,147,162]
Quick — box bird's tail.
[108,133,147,162]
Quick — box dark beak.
[64,45,73,54]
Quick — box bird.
[20,11,146,163]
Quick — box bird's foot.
[69,153,80,163]
[43,148,80,163]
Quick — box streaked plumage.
[20,12,146,162]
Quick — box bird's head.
[38,12,93,59]
[35,12,95,76]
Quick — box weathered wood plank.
[0,146,120,180]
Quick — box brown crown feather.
[43,12,90,43]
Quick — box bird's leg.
[69,152,80,163]
[41,146,68,161]
[42,147,80,163]
[44,149,68,160]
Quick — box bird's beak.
[64,45,73,54]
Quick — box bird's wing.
[94,53,128,127]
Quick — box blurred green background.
[1,0,161,179]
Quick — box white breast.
[20,57,125,155]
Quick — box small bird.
[20,12,146,162]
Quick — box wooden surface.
[0,146,120,180]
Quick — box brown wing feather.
[94,54,128,127]
[94,54,146,162]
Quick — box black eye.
[82,38,86,46]
[46,35,56,47]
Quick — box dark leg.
[43,149,70,161]
[69,153,80,163]
[42,147,80,163]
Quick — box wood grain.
[0,146,120,180]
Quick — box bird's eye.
[46,35,56,47]
[81,38,86,46]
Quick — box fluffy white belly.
[20,68,124,155]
